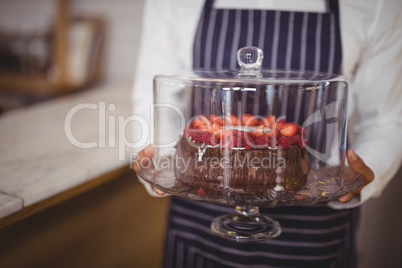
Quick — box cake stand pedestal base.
[211,206,281,242]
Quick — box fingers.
[143,144,154,158]
[152,186,166,195]
[338,149,374,203]
[347,149,374,185]
[338,192,354,203]
[132,145,165,195]
[133,144,154,172]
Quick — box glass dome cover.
[137,47,363,241]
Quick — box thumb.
[338,149,374,203]
[347,149,374,185]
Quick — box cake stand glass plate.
[137,47,363,242]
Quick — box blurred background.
[0,0,140,111]
[0,0,400,267]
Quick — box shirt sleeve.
[132,0,203,196]
[328,0,402,209]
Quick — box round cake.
[174,114,310,196]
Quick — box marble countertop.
[0,83,136,219]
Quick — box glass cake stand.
[139,162,362,242]
[136,47,364,242]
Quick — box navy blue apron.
[165,1,359,267]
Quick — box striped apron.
[164,0,359,267]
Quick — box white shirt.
[132,0,402,208]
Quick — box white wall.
[71,0,144,84]
[0,0,54,33]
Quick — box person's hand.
[338,149,375,203]
[133,144,165,195]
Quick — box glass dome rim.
[154,68,348,85]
